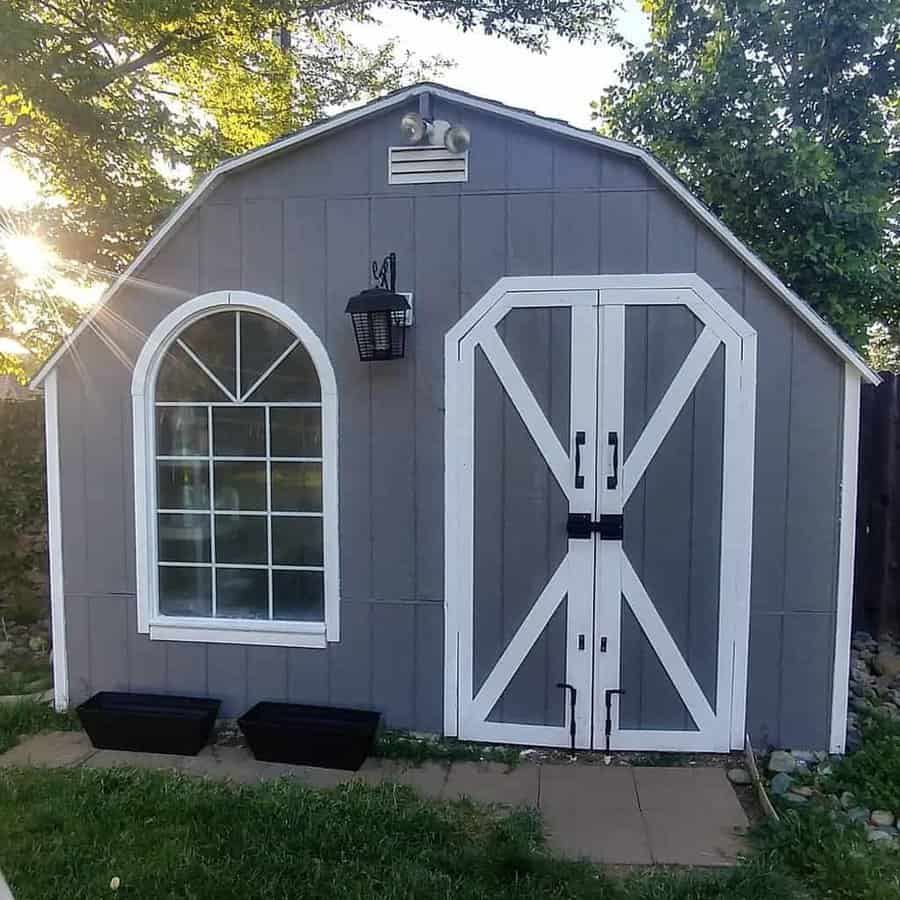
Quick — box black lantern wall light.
[345,252,412,361]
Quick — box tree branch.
[77,32,205,97]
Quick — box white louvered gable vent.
[388,145,469,185]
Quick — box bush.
[826,713,900,811]
[0,398,46,614]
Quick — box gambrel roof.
[31,82,879,386]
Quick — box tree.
[0,0,620,376]
[597,0,900,350]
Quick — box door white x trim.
[444,274,757,753]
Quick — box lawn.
[0,703,898,900]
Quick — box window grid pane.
[153,311,326,626]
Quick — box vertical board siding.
[495,309,563,724]
[648,191,696,273]
[506,126,554,190]
[287,646,329,707]
[165,643,208,696]
[461,195,505,313]
[328,600,372,708]
[552,141,603,190]
[88,595,129,691]
[600,192,648,274]
[414,196,460,601]
[372,603,416,728]
[246,647,289,705]
[780,612,835,749]
[370,197,416,600]
[64,594,92,704]
[687,348,724,708]
[784,322,843,612]
[125,598,167,692]
[553,193,601,275]
[284,198,327,338]
[241,199,284,299]
[207,644,248,714]
[81,354,130,595]
[326,197,372,601]
[415,602,445,732]
[473,351,505,694]
[200,204,241,292]
[55,97,846,745]
[746,613,782,749]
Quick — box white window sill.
[148,617,327,649]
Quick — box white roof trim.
[30,82,879,386]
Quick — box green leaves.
[1,0,621,372]
[598,0,900,352]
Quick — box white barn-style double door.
[444,277,757,752]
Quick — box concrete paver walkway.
[1,733,748,867]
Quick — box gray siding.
[56,97,845,747]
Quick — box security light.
[444,124,471,153]
[400,112,427,144]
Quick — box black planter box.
[239,702,380,770]
[77,692,220,756]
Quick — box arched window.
[133,293,339,648]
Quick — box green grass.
[373,729,522,766]
[0,766,803,900]
[0,698,78,755]
[0,702,897,899]
[824,712,900,811]
[752,804,900,900]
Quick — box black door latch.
[566,513,623,540]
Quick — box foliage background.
[0,398,46,622]
[597,0,900,353]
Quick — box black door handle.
[607,432,619,490]
[557,682,577,752]
[574,431,585,489]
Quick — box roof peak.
[29,82,877,387]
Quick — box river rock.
[867,828,895,843]
[727,767,752,785]
[871,810,895,828]
[874,650,900,679]
[770,772,793,795]
[768,750,796,773]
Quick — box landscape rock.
[848,806,871,824]
[770,772,793,795]
[727,767,752,786]
[791,750,817,765]
[840,791,856,810]
[867,828,895,843]
[767,750,796,774]
[874,650,900,679]
[0,641,10,656]
[871,810,895,828]
[790,785,815,798]
[27,635,47,653]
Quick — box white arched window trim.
[132,291,340,648]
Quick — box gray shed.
[33,83,877,754]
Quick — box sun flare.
[0,336,29,356]
[1,233,56,279]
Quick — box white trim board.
[132,290,341,648]
[30,82,877,389]
[44,368,69,710]
[830,365,862,753]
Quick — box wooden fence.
[854,371,900,636]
